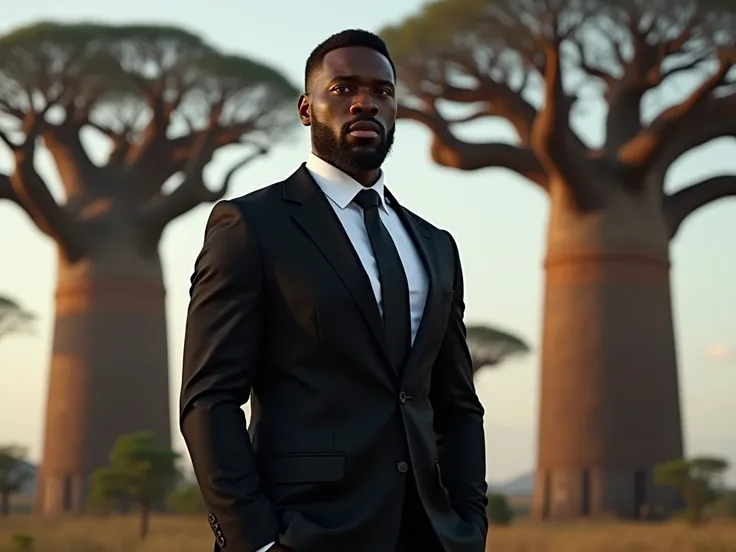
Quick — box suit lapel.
[284,165,389,364]
[384,189,441,370]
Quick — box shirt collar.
[305,152,388,212]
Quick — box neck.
[311,151,381,187]
[347,169,381,187]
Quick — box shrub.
[487,493,514,525]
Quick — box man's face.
[298,46,397,175]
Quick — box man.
[180,29,487,552]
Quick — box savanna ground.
[1,515,735,552]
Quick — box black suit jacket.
[180,164,488,552]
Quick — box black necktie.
[353,189,411,369]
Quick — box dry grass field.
[0,515,735,552]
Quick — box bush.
[706,492,736,519]
[167,482,206,515]
[486,493,514,525]
[9,534,33,552]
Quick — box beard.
[310,114,395,175]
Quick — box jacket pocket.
[266,452,346,484]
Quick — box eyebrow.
[328,75,395,88]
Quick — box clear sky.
[0,0,734,485]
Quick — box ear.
[297,94,311,127]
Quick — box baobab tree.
[381,0,735,520]
[0,22,298,514]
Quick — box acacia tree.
[88,431,179,538]
[655,456,730,524]
[466,324,530,372]
[382,0,735,520]
[0,295,34,342]
[0,445,34,516]
[0,22,298,515]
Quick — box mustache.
[341,115,385,136]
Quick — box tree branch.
[617,59,733,170]
[41,122,100,199]
[650,94,736,183]
[139,143,268,241]
[10,157,88,263]
[530,43,569,168]
[431,79,537,145]
[0,173,35,223]
[1,113,88,262]
[528,41,599,207]
[665,175,736,238]
[397,104,547,187]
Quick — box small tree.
[0,296,34,342]
[167,480,206,515]
[486,492,514,525]
[88,431,179,538]
[466,324,530,373]
[0,446,34,516]
[655,456,730,524]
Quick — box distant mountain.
[488,472,534,495]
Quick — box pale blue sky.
[0,0,734,485]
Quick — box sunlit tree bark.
[382,0,735,520]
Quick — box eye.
[332,85,352,94]
[376,88,394,96]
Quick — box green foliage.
[486,492,514,525]
[167,480,206,515]
[381,0,736,63]
[0,446,33,516]
[8,534,33,552]
[466,324,530,372]
[0,21,299,143]
[0,296,34,342]
[379,0,736,127]
[705,492,736,519]
[89,431,179,512]
[655,456,730,524]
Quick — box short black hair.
[304,29,396,92]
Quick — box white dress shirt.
[305,152,429,342]
[255,154,429,552]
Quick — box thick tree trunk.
[35,244,171,515]
[140,501,150,539]
[531,182,684,520]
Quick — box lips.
[348,120,381,139]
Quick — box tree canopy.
[88,431,179,538]
[655,456,730,524]
[466,324,530,372]
[0,22,299,260]
[0,295,34,342]
[381,0,736,235]
[0,445,34,516]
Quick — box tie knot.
[353,189,381,211]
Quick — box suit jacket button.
[397,461,409,473]
[399,391,407,404]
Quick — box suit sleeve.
[429,231,488,542]
[180,200,280,552]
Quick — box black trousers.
[395,471,445,552]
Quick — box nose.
[349,91,378,116]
